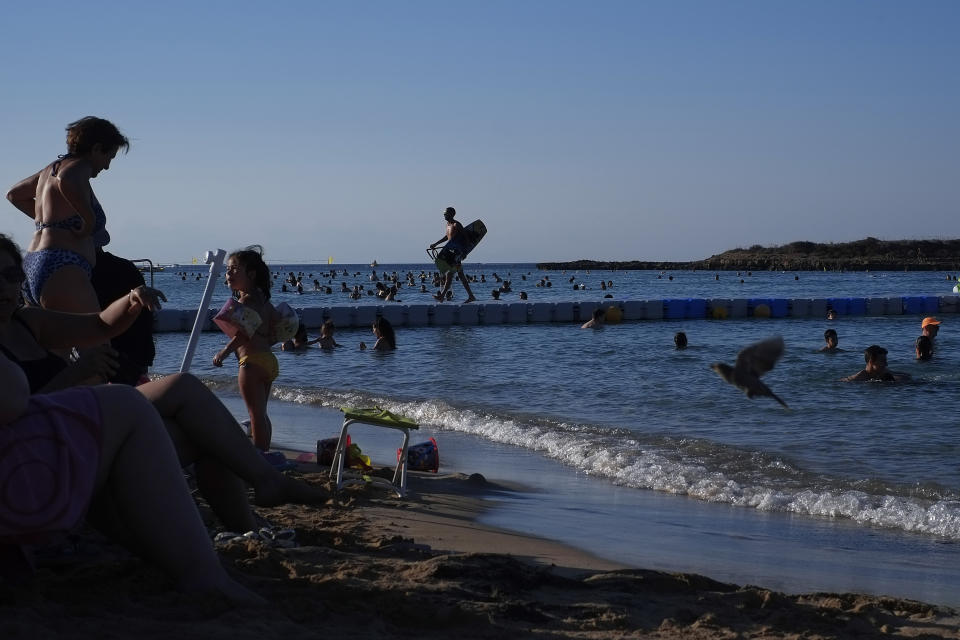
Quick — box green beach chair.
[330,407,420,497]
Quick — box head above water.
[863,345,887,366]
[674,331,688,349]
[372,316,396,349]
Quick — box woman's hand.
[72,345,120,382]
[212,350,226,367]
[129,285,167,312]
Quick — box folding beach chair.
[330,407,419,497]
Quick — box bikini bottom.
[21,248,93,307]
[238,351,279,382]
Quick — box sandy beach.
[2,454,958,640]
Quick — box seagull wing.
[734,336,785,378]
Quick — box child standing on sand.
[213,246,278,451]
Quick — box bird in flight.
[711,336,789,408]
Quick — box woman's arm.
[6,172,41,219]
[0,353,30,422]
[18,285,165,350]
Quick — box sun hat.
[921,317,941,328]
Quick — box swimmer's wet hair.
[674,332,688,348]
[824,329,838,339]
[863,344,887,363]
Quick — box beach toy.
[604,306,623,324]
[400,437,439,472]
[213,298,262,339]
[272,302,300,343]
[347,443,372,471]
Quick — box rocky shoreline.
[538,238,960,272]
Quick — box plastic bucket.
[400,437,440,472]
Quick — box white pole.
[179,249,226,373]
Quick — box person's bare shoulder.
[842,370,868,382]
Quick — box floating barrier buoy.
[753,303,771,318]
[604,306,623,324]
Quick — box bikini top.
[0,315,69,394]
[34,156,110,248]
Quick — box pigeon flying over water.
[711,336,789,408]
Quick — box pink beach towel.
[0,388,102,543]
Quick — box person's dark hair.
[0,233,23,269]
[864,345,887,363]
[824,329,838,340]
[674,331,688,349]
[66,117,130,155]
[374,317,396,349]
[592,308,605,320]
[915,335,933,360]
[443,206,456,219]
[229,245,271,299]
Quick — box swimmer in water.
[674,331,688,349]
[819,328,843,353]
[580,308,605,329]
[915,335,933,361]
[842,345,910,382]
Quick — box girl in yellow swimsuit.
[212,246,279,451]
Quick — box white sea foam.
[271,386,960,540]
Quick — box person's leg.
[237,364,272,451]
[138,373,321,507]
[91,385,262,602]
[457,267,476,303]
[193,457,258,532]
[434,272,453,301]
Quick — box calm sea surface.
[148,262,960,603]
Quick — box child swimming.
[212,245,279,451]
[317,320,341,350]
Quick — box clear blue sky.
[2,1,957,264]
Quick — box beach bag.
[316,435,351,467]
[400,438,439,472]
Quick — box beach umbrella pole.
[179,248,226,373]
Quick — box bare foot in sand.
[185,572,267,605]
[253,473,326,507]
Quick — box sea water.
[147,263,960,606]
